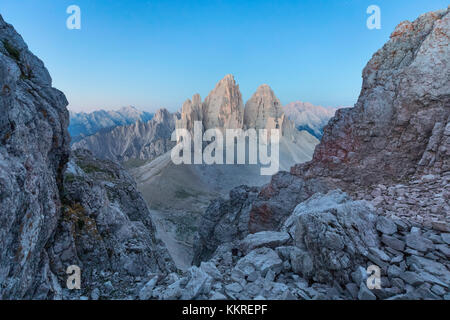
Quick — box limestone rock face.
[244,84,284,131]
[244,84,300,141]
[176,93,203,135]
[286,190,380,284]
[192,185,260,265]
[0,15,176,299]
[72,108,176,163]
[175,74,245,135]
[49,149,174,298]
[0,14,70,299]
[202,74,244,130]
[295,8,450,186]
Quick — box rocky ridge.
[72,108,177,164]
[69,106,153,143]
[294,8,450,186]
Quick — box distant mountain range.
[71,108,178,164]
[68,106,153,142]
[284,102,344,139]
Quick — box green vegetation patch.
[2,39,20,61]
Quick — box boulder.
[234,248,283,277]
[239,231,290,254]
[291,190,379,284]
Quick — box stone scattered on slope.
[50,149,175,299]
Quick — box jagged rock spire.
[202,74,244,130]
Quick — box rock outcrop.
[0,14,70,299]
[50,149,174,299]
[72,108,177,164]
[192,185,260,265]
[251,8,450,232]
[0,14,175,299]
[202,74,244,130]
[294,8,450,186]
[153,190,449,300]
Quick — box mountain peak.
[203,74,244,130]
[220,73,236,82]
[244,84,283,131]
[154,108,171,122]
[255,83,272,92]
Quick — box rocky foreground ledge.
[145,189,449,300]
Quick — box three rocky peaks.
[178,74,299,140]
[72,74,311,164]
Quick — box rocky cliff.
[176,75,310,143]
[202,74,244,130]
[0,14,174,299]
[244,84,300,142]
[52,149,174,299]
[0,14,70,298]
[244,84,284,131]
[294,8,450,186]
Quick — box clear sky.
[0,0,447,112]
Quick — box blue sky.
[0,0,447,112]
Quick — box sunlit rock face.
[244,84,299,141]
[294,8,450,186]
[176,75,312,144]
[244,84,284,131]
[202,74,245,131]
